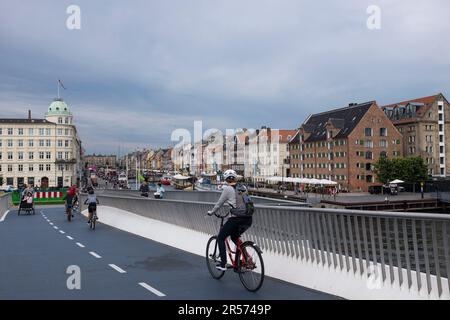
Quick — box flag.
[58,79,66,90]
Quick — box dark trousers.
[217,217,252,267]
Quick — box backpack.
[230,186,255,217]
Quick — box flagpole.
[57,80,60,99]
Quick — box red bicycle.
[206,212,265,292]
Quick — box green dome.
[46,98,71,116]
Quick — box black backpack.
[230,186,254,217]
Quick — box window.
[57,128,63,136]
[440,146,444,154]
[39,128,45,135]
[28,140,34,147]
[7,152,13,160]
[365,140,373,148]
[57,152,63,159]
[28,128,34,135]
[46,140,51,147]
[0,128,2,135]
[439,114,443,121]
[7,128,13,135]
[409,147,416,154]
[39,152,44,159]
[439,124,443,131]
[65,152,70,159]
[366,175,374,183]
[18,139,23,147]
[18,128,24,135]
[441,168,445,175]
[426,135,432,142]
[0,152,2,160]
[46,164,51,171]
[18,152,23,160]
[39,139,44,147]
[440,135,444,143]
[379,140,387,148]
[46,128,51,136]
[58,140,63,147]
[58,117,63,124]
[18,164,23,172]
[8,165,13,172]
[380,151,387,158]
[7,139,13,147]
[365,151,373,160]
[0,139,2,147]
[65,117,69,124]
[380,128,387,136]
[46,152,51,159]
[65,140,70,147]
[441,157,445,165]
[439,105,443,112]
[28,152,34,160]
[39,164,44,171]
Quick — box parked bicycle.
[206,212,265,292]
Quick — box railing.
[94,194,450,299]
[0,193,11,219]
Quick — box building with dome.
[0,98,82,189]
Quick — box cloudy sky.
[1,1,449,154]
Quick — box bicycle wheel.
[206,236,225,279]
[67,209,71,222]
[237,242,265,292]
[92,213,96,230]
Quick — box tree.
[374,156,428,192]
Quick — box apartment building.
[381,93,450,177]
[0,98,82,188]
[291,101,403,192]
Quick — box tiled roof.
[381,94,438,109]
[380,94,440,122]
[302,101,375,142]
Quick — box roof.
[289,130,301,144]
[302,101,375,142]
[46,98,71,116]
[380,94,441,122]
[257,128,297,143]
[0,119,53,124]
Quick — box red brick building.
[290,101,403,192]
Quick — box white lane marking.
[0,210,10,222]
[49,222,54,226]
[53,226,58,230]
[67,236,74,240]
[76,242,85,248]
[59,230,65,234]
[109,264,126,273]
[89,252,102,259]
[138,282,166,297]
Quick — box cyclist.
[140,178,150,197]
[84,187,99,224]
[154,182,165,199]
[64,185,77,218]
[207,169,252,271]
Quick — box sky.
[0,0,449,155]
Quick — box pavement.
[0,206,338,300]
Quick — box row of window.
[302,140,347,149]
[354,139,399,147]
[296,163,347,169]
[356,175,374,183]
[364,128,388,137]
[0,128,72,136]
[0,139,71,148]
[291,174,348,181]
[0,151,71,160]
[0,164,70,172]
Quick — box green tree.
[374,156,392,184]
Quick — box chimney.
[28,110,31,120]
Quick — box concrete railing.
[92,193,450,299]
[0,193,11,221]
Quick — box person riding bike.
[140,178,150,197]
[154,182,165,199]
[63,185,77,218]
[84,187,99,224]
[207,169,253,271]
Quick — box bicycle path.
[0,206,339,300]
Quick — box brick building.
[381,93,450,178]
[291,101,403,192]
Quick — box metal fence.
[94,194,450,299]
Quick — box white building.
[0,98,82,189]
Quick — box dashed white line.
[59,230,65,234]
[67,236,74,240]
[49,222,54,226]
[138,282,166,297]
[109,264,127,273]
[53,226,58,230]
[0,210,10,222]
[76,242,85,248]
[89,252,102,259]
